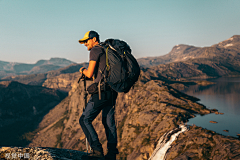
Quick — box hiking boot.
[105,143,118,160]
[82,150,104,160]
[104,152,117,160]
[89,150,104,159]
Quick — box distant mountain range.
[139,35,240,80]
[0,58,76,79]
[2,35,240,81]
[138,35,240,67]
[0,63,88,93]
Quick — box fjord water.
[183,77,240,137]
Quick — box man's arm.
[80,60,96,78]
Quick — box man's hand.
[79,61,96,78]
[79,67,86,73]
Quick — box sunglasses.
[83,38,93,43]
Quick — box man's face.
[84,38,94,51]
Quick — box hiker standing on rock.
[78,30,119,160]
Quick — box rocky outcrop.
[0,147,87,160]
[210,121,218,124]
[1,72,240,159]
[27,75,211,159]
[149,125,188,160]
[25,76,240,159]
[42,72,81,92]
[165,125,240,160]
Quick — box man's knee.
[102,116,116,128]
[80,114,93,126]
[79,115,85,127]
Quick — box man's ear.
[93,37,97,42]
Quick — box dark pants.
[79,90,118,153]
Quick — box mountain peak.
[224,35,240,42]
[231,35,240,39]
[49,57,72,62]
[170,44,197,56]
[36,58,75,65]
[214,35,240,48]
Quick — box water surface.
[183,77,240,137]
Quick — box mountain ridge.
[1,63,88,88]
[1,35,240,82]
[0,58,76,79]
[137,35,240,67]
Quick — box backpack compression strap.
[105,46,110,71]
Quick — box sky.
[1,0,240,64]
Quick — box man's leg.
[102,91,119,159]
[79,91,115,153]
[102,106,118,145]
[79,96,103,153]
[79,115,94,149]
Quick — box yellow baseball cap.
[79,30,99,44]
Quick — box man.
[78,30,119,160]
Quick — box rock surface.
[26,74,211,159]
[0,147,87,160]
[209,121,218,124]
[165,125,240,160]
[1,69,240,159]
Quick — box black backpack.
[99,39,140,93]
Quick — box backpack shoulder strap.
[94,43,109,86]
[96,43,110,72]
